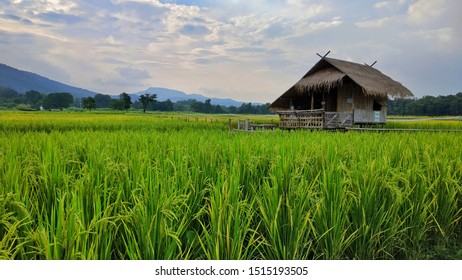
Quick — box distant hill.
[0,63,99,98]
[133,87,245,107]
[0,63,248,107]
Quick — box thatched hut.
[269,57,413,129]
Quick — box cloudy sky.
[0,0,461,102]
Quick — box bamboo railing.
[278,109,354,130]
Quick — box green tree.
[95,94,112,108]
[25,90,43,106]
[155,99,174,111]
[139,93,157,113]
[42,92,74,110]
[0,86,18,100]
[110,99,125,110]
[191,100,205,113]
[82,97,96,111]
[213,104,225,114]
[238,102,253,114]
[204,99,213,113]
[120,92,132,111]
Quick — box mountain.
[133,87,245,107]
[0,63,99,98]
[0,62,248,106]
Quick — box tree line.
[388,92,462,116]
[3,86,459,116]
[0,86,273,114]
[0,88,75,110]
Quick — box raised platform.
[278,110,353,130]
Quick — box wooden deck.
[278,110,354,130]
[235,117,462,133]
[277,109,393,130]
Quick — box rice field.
[0,111,461,259]
[386,117,462,130]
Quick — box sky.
[0,0,461,103]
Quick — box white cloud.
[308,17,343,31]
[117,66,151,80]
[407,0,446,24]
[287,0,305,9]
[356,17,392,28]
[105,35,120,45]
[415,27,454,44]
[375,0,407,9]
[375,1,393,9]
[0,0,461,100]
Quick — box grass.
[0,111,461,259]
[386,117,462,130]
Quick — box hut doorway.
[325,88,338,111]
[373,100,382,111]
[305,92,323,110]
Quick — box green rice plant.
[344,159,407,259]
[0,193,31,259]
[386,119,462,130]
[255,171,318,259]
[311,167,357,259]
[196,170,261,260]
[0,112,461,259]
[113,180,191,259]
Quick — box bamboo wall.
[337,82,355,112]
[336,82,387,123]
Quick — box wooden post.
[311,93,314,110]
[352,92,355,111]
[352,109,355,125]
[245,119,249,131]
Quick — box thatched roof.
[269,57,413,110]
